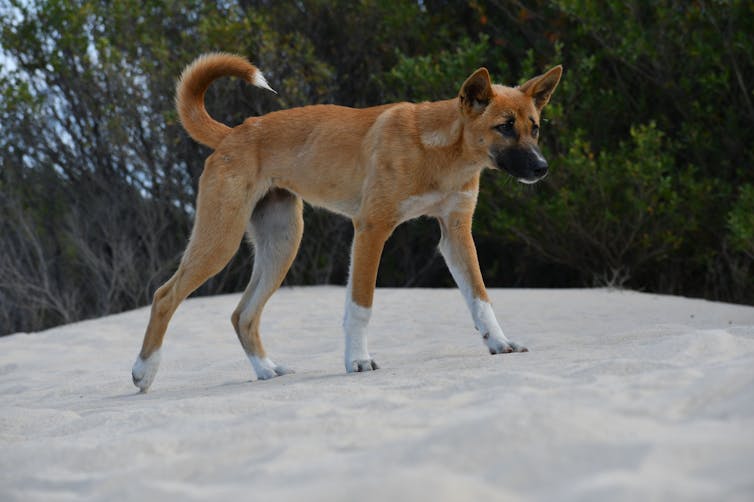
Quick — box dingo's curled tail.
[175,53,275,149]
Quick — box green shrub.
[477,123,718,287]
[728,185,754,259]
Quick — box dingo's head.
[458,65,562,184]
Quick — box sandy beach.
[1,287,753,501]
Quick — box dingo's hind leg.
[132,156,264,392]
[231,189,303,380]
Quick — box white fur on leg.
[132,349,161,393]
[471,298,507,341]
[247,354,292,381]
[343,300,373,372]
[472,299,515,352]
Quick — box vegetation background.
[1,0,752,335]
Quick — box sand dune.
[1,287,753,501]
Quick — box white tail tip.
[253,71,277,94]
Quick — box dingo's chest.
[398,190,475,222]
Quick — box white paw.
[483,333,528,354]
[347,358,380,373]
[132,349,161,393]
[248,355,293,381]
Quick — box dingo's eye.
[495,119,516,138]
[532,124,539,138]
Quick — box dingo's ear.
[518,65,563,110]
[459,67,493,115]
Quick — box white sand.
[1,287,753,501]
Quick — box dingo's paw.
[248,355,294,381]
[347,358,380,373]
[132,350,161,393]
[484,334,528,355]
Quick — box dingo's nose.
[532,160,548,178]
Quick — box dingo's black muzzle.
[493,146,548,184]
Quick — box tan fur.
[134,53,562,386]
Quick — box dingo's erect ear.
[459,67,493,115]
[518,65,563,110]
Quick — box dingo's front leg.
[438,210,528,354]
[343,219,392,373]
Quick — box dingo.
[132,53,562,391]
